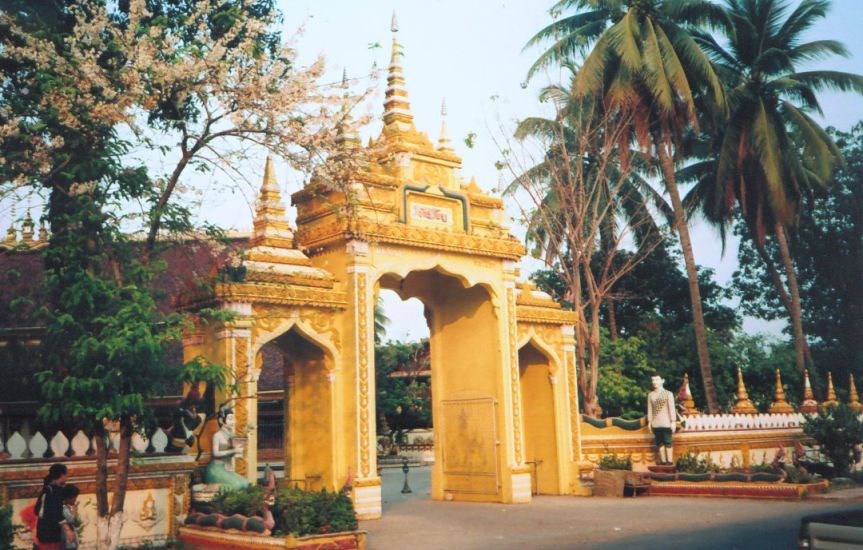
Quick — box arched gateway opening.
[256,327,335,491]
[519,340,561,495]
[379,268,502,500]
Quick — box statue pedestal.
[647,464,676,474]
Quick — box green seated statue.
[204,406,250,490]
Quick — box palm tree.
[374,296,390,345]
[529,0,728,411]
[685,0,863,372]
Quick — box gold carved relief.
[566,349,580,460]
[507,287,524,465]
[356,271,372,477]
[412,162,448,186]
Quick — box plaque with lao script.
[404,189,464,231]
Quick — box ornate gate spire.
[383,11,415,130]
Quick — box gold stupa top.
[800,369,819,414]
[822,371,840,409]
[850,374,862,412]
[731,367,757,414]
[768,369,794,414]
[679,373,698,415]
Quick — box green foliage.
[784,465,814,484]
[272,488,358,537]
[596,331,653,417]
[211,485,266,517]
[598,446,631,470]
[675,451,720,474]
[375,340,431,433]
[0,504,14,550]
[803,404,863,478]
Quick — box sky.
[3,0,862,342]
[267,0,863,342]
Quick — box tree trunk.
[754,232,814,368]
[656,145,719,413]
[774,221,809,372]
[587,296,603,417]
[571,264,593,414]
[92,418,131,550]
[607,298,619,340]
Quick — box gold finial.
[769,369,794,414]
[382,11,414,129]
[391,11,398,33]
[849,374,862,412]
[822,371,840,409]
[731,367,757,414]
[262,156,279,192]
[438,98,454,153]
[800,369,819,414]
[38,220,48,242]
[341,68,348,90]
[679,373,698,415]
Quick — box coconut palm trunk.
[754,231,814,368]
[774,221,809,372]
[657,144,719,413]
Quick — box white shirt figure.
[648,385,676,429]
[647,374,677,466]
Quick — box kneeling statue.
[204,406,250,490]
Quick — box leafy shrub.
[211,485,266,517]
[803,403,863,477]
[598,450,632,471]
[0,505,14,550]
[675,451,720,474]
[784,465,814,484]
[272,487,357,537]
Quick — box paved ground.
[360,466,863,549]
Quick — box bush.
[598,450,632,471]
[803,403,863,477]
[272,488,358,537]
[0,505,14,550]
[675,451,720,474]
[211,485,266,517]
[784,465,814,484]
[211,485,358,537]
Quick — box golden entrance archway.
[181,27,589,519]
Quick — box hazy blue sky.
[268,0,863,342]
[4,1,859,342]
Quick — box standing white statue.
[647,373,676,466]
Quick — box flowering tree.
[0,1,368,547]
